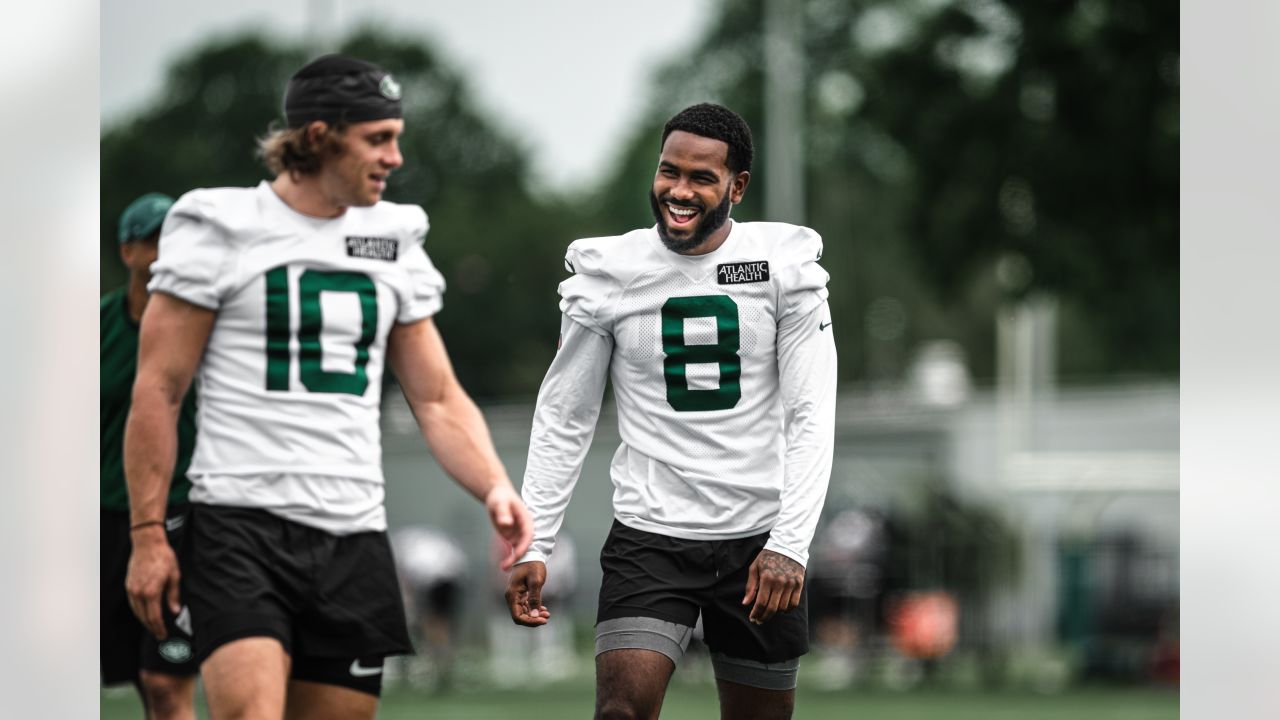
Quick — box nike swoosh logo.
[349,659,383,677]
[819,321,833,331]
[165,516,185,531]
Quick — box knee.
[596,699,657,720]
[139,672,195,718]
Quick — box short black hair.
[661,103,754,175]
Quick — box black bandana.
[284,54,403,128]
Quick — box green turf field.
[102,679,1177,719]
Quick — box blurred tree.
[588,0,1178,382]
[101,30,586,398]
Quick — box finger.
[492,501,514,529]
[509,504,534,560]
[166,573,182,616]
[143,592,168,640]
[742,561,760,606]
[762,584,784,622]
[749,582,774,624]
[498,539,517,572]
[787,583,804,612]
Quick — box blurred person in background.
[123,54,532,720]
[506,103,837,719]
[102,192,199,719]
[390,525,468,691]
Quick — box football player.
[124,54,532,720]
[102,192,199,718]
[506,103,837,719]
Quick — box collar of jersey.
[645,219,742,284]
[257,180,352,235]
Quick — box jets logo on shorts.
[159,639,193,663]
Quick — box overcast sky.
[102,0,717,191]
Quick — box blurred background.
[102,0,1177,717]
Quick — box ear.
[305,120,330,147]
[118,242,134,265]
[730,170,750,204]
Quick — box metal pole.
[764,0,806,225]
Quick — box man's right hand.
[505,560,551,627]
[125,526,182,640]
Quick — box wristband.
[130,520,165,532]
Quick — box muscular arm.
[124,292,215,638]
[387,317,531,569]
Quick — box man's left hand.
[742,549,805,625]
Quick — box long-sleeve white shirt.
[519,222,836,567]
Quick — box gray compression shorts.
[595,617,800,691]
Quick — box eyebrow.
[659,161,722,181]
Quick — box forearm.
[414,382,511,501]
[765,302,838,567]
[124,383,182,526]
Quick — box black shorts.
[101,506,198,686]
[181,504,413,695]
[597,520,809,664]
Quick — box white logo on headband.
[379,75,402,101]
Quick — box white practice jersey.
[148,181,445,534]
[520,221,837,567]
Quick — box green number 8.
[661,295,741,412]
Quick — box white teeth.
[668,204,697,217]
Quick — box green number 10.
[264,266,378,395]
[661,295,741,412]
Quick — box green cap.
[118,192,175,244]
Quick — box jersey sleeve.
[764,300,837,567]
[147,191,237,309]
[775,226,829,323]
[518,314,613,564]
[557,240,617,336]
[396,208,446,324]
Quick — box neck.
[271,173,346,219]
[126,273,149,323]
[677,219,734,256]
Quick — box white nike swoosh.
[165,516,185,531]
[349,659,383,677]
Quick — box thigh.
[596,648,677,720]
[715,678,796,720]
[285,680,378,720]
[202,637,290,720]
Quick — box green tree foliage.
[102,30,585,398]
[589,0,1177,382]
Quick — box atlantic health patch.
[346,236,399,261]
[717,260,770,285]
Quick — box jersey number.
[661,295,741,412]
[264,267,377,395]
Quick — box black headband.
[284,54,403,128]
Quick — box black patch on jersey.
[717,261,770,285]
[345,236,399,261]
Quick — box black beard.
[649,188,732,254]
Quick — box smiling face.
[648,130,750,255]
[315,118,405,208]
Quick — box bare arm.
[124,292,215,638]
[387,317,532,569]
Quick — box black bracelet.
[130,520,165,532]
